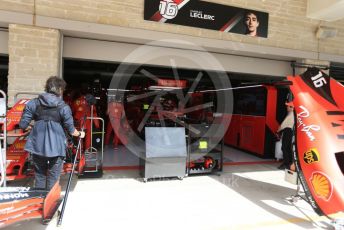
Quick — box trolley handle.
[0,90,6,187]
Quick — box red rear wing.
[6,99,30,131]
[288,67,344,215]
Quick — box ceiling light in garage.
[316,26,338,39]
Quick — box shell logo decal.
[310,172,333,201]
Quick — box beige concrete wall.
[8,24,61,105]
[34,0,309,49]
[1,0,343,102]
[1,0,343,56]
[34,0,344,57]
[0,0,34,14]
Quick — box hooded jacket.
[19,93,76,157]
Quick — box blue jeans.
[32,154,64,190]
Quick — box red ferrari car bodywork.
[288,67,344,215]
[0,182,62,228]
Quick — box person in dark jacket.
[19,76,85,190]
[277,101,295,170]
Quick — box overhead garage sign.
[144,0,269,38]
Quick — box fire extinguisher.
[204,156,215,169]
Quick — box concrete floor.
[102,145,273,168]
[4,163,343,230]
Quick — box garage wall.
[63,37,291,77]
[0,0,33,14]
[1,0,343,102]
[0,30,8,54]
[7,24,61,105]
[0,0,344,58]
[29,0,344,57]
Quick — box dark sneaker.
[278,164,286,170]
